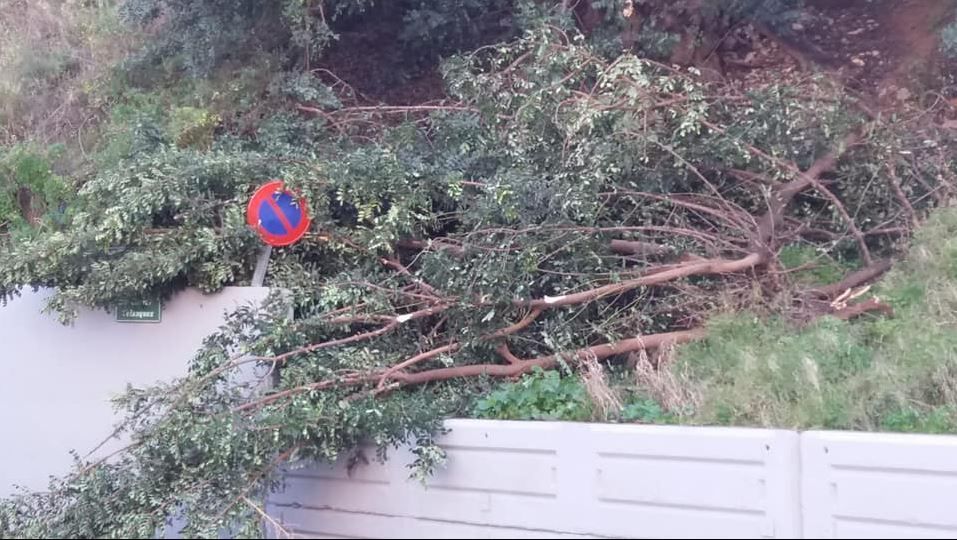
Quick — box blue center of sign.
[259,192,303,235]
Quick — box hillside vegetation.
[1,0,956,537]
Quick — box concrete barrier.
[271,422,957,539]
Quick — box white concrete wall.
[272,422,957,539]
[802,431,957,539]
[270,420,803,539]
[0,287,271,496]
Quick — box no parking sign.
[246,180,311,247]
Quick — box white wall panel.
[271,421,801,539]
[802,431,957,539]
[0,287,271,496]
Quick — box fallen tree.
[1,8,954,538]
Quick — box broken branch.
[810,260,893,300]
[521,253,764,309]
[392,329,707,385]
[265,304,450,365]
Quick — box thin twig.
[242,496,297,539]
[886,165,920,229]
[214,445,302,523]
[263,304,449,366]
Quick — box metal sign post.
[251,245,273,287]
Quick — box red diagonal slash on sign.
[264,195,295,233]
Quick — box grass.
[0,1,135,147]
[475,208,957,434]
[777,242,855,287]
[665,207,957,432]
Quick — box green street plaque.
[115,299,162,323]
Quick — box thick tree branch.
[238,329,705,412]
[396,238,467,257]
[609,239,674,257]
[298,103,480,117]
[810,259,893,300]
[380,255,442,298]
[495,343,524,365]
[233,376,374,412]
[605,190,753,231]
[749,131,862,256]
[520,252,763,309]
[485,308,543,338]
[377,309,544,388]
[376,343,460,389]
[805,178,874,265]
[886,166,920,228]
[392,329,707,385]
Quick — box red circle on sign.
[246,180,312,247]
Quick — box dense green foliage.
[1,0,955,537]
[0,145,68,234]
[621,398,676,424]
[474,368,594,421]
[473,366,679,423]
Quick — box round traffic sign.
[246,180,312,247]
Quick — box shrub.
[0,144,70,233]
[474,368,593,421]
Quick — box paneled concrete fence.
[270,420,957,539]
